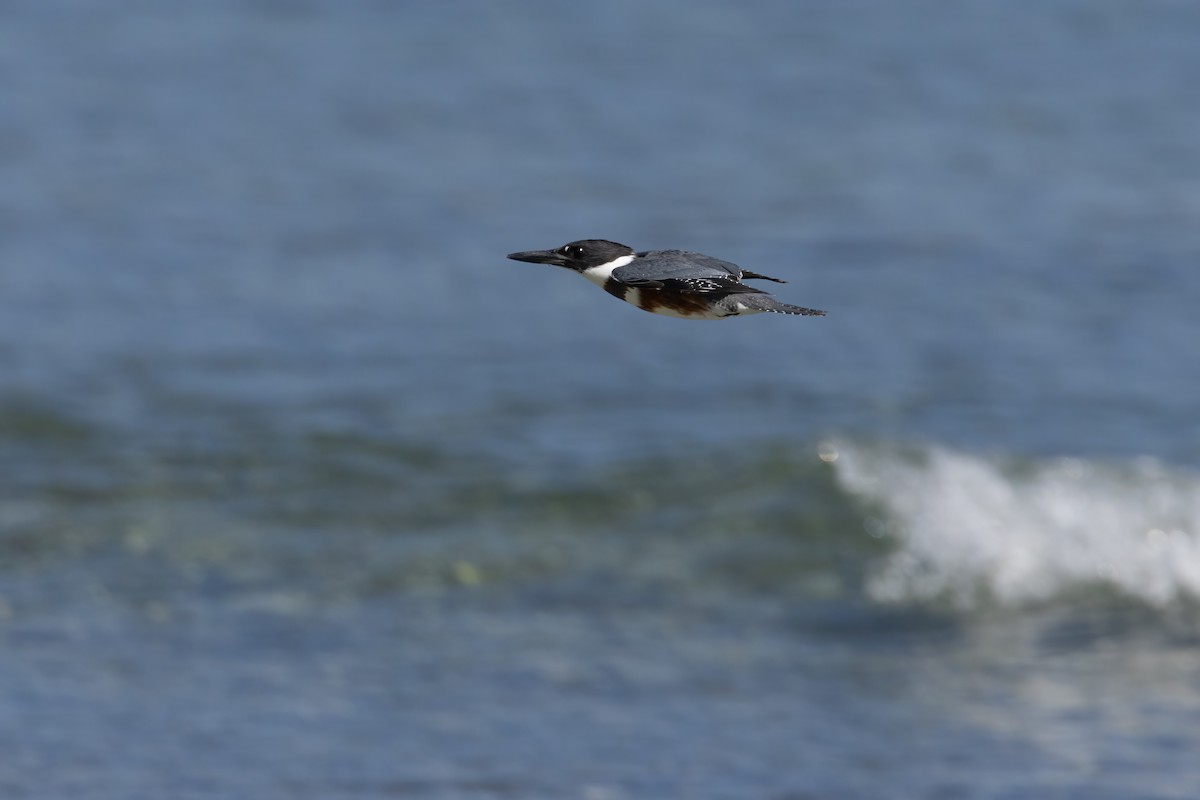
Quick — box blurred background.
[2,1,1200,798]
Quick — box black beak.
[507,249,568,267]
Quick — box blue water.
[3,2,1200,798]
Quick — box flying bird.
[507,239,825,320]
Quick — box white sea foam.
[829,440,1200,608]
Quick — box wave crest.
[830,441,1200,608]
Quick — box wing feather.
[612,250,762,294]
[620,276,765,295]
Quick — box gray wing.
[614,250,742,281]
[611,250,764,294]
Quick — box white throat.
[580,254,635,287]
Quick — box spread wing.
[611,250,765,295]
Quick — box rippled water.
[3,2,1200,798]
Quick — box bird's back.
[614,249,746,283]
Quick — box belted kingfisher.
[506,240,825,320]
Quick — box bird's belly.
[625,288,731,320]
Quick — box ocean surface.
[3,2,1200,798]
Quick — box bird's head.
[507,240,634,272]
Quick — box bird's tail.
[768,301,826,317]
[736,294,826,316]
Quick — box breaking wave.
[829,440,1200,609]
